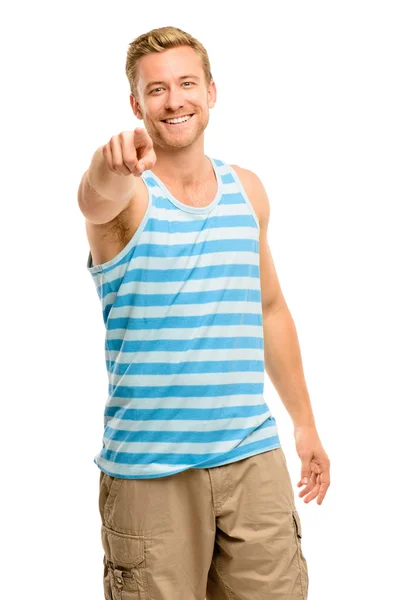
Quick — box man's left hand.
[294,424,331,505]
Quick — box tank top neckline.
[144,156,223,215]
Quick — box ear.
[208,79,217,108]
[130,93,144,120]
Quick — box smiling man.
[78,25,330,600]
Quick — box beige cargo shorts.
[98,447,309,599]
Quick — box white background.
[2,1,399,598]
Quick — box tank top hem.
[94,440,282,479]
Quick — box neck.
[151,140,210,186]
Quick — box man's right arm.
[77,146,137,225]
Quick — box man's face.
[131,46,216,149]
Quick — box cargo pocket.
[101,524,149,600]
[292,509,309,598]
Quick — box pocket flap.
[292,509,302,538]
[101,525,145,569]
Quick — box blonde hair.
[125,26,213,98]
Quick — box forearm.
[78,147,137,221]
[263,303,316,428]
[87,146,137,202]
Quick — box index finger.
[134,127,153,150]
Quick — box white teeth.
[165,115,192,124]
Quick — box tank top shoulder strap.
[218,160,261,232]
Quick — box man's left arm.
[231,165,331,506]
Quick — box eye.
[151,87,163,94]
[183,82,194,87]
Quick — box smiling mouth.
[161,114,194,125]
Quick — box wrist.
[293,418,316,430]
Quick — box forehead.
[137,46,203,91]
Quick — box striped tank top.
[87,156,281,479]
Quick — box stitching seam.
[293,514,307,598]
[213,559,246,600]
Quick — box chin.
[159,128,204,149]
[161,138,195,150]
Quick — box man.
[78,25,330,600]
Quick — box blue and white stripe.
[87,157,281,478]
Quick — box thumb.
[300,462,312,485]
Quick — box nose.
[164,84,185,112]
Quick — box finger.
[298,471,317,498]
[304,468,330,504]
[297,459,323,487]
[303,480,321,504]
[298,480,315,497]
[134,127,153,153]
[138,148,157,173]
[110,136,132,176]
[299,467,312,486]
[316,470,330,505]
[120,133,141,174]
[297,466,317,487]
[297,464,316,487]
[102,144,114,173]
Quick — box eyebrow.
[145,74,200,92]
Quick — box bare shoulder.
[229,164,270,229]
